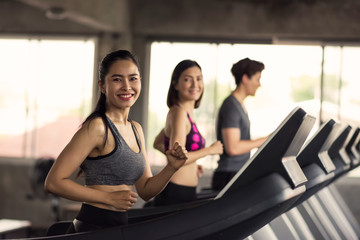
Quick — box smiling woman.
[44,49,189,233]
[98,59,141,110]
[151,59,223,206]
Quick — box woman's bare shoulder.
[81,117,107,137]
[130,120,143,133]
[168,105,187,119]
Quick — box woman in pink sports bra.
[152,60,223,206]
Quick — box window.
[0,37,95,159]
[338,47,360,126]
[148,41,360,170]
[321,46,342,122]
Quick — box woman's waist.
[83,202,123,212]
[86,184,133,192]
[171,165,198,186]
[76,203,128,226]
[85,184,134,212]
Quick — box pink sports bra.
[164,113,205,152]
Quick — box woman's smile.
[118,93,134,101]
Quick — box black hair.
[231,58,265,86]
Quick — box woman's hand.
[209,141,224,155]
[107,190,139,211]
[197,164,204,177]
[165,142,188,170]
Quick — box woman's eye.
[130,77,139,81]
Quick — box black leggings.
[211,171,237,191]
[66,203,128,233]
[153,182,197,206]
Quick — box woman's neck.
[105,109,129,125]
[177,101,195,114]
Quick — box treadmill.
[265,122,360,240]
[345,127,360,169]
[27,107,315,240]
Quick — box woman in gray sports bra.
[44,50,188,233]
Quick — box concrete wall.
[0,157,54,228]
[3,0,360,40]
[132,0,360,42]
[0,157,80,228]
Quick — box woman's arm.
[222,128,267,156]
[181,141,223,165]
[133,122,187,201]
[44,118,138,211]
[168,108,223,165]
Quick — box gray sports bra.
[80,116,145,186]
